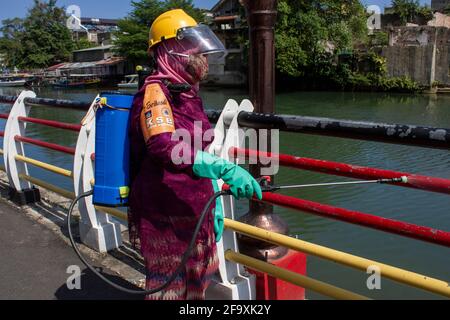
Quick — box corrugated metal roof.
[73,45,115,53]
[95,57,124,66]
[46,63,69,71]
[60,62,97,69]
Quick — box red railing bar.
[0,113,8,120]
[230,148,450,195]
[14,136,76,155]
[0,131,4,137]
[258,192,450,248]
[18,116,81,132]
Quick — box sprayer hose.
[67,190,228,295]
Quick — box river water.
[0,86,449,300]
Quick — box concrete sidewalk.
[0,189,144,300]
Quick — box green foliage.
[0,0,74,69]
[372,75,420,92]
[274,0,368,78]
[0,18,24,68]
[272,1,419,92]
[391,0,432,24]
[73,38,96,51]
[114,0,204,64]
[369,31,389,47]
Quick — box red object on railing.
[18,116,81,132]
[0,113,8,120]
[15,136,76,155]
[259,192,450,248]
[230,147,450,195]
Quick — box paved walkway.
[0,199,143,300]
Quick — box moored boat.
[0,75,28,87]
[51,74,101,89]
[118,74,138,89]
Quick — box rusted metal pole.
[240,0,289,260]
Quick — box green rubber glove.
[211,180,224,242]
[193,151,263,200]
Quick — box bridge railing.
[0,92,449,300]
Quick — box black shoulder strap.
[161,79,192,94]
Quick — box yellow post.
[224,218,450,298]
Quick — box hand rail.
[225,250,370,300]
[2,94,449,149]
[15,155,73,178]
[259,192,450,247]
[18,116,81,132]
[224,218,450,298]
[15,136,76,155]
[231,147,450,195]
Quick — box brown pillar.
[239,0,288,261]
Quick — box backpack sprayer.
[67,91,408,295]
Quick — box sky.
[0,0,433,22]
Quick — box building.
[73,45,115,62]
[45,45,132,82]
[71,17,119,46]
[382,26,450,86]
[432,0,450,12]
[206,0,246,87]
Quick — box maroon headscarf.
[145,37,208,99]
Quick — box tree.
[0,0,76,69]
[20,0,74,68]
[0,18,24,68]
[391,0,432,24]
[114,0,204,65]
[274,0,368,78]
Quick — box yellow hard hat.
[149,9,198,48]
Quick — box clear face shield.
[167,24,227,59]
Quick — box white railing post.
[206,99,256,300]
[73,99,123,253]
[3,90,40,205]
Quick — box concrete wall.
[432,0,449,12]
[382,26,450,85]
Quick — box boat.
[118,74,138,89]
[0,75,27,87]
[0,79,27,87]
[51,74,101,89]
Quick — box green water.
[0,86,449,300]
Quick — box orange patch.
[141,83,175,141]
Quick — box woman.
[128,9,262,300]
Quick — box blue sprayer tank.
[93,92,134,207]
